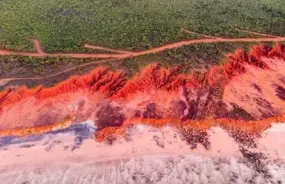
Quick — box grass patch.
[0,0,284,52]
[0,0,284,79]
[118,42,264,74]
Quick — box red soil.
[1,30,284,86]
[0,35,285,59]
[1,43,285,140]
[0,43,284,108]
[95,115,283,142]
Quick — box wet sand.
[0,123,285,183]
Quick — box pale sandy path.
[33,39,45,55]
[235,28,282,38]
[181,27,222,39]
[83,44,135,54]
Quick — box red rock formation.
[94,114,285,142]
[1,43,284,109]
[268,43,285,59]
[113,64,184,98]
[0,43,285,139]
[0,67,127,110]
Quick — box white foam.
[0,123,285,183]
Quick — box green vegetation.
[0,0,284,52]
[0,0,285,82]
[120,42,265,75]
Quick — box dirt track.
[235,28,282,38]
[0,30,285,84]
[1,37,285,59]
[0,58,120,85]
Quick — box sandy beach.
[0,122,285,183]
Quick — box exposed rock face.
[0,44,285,134]
[1,44,285,184]
[95,103,125,130]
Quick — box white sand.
[0,122,285,184]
